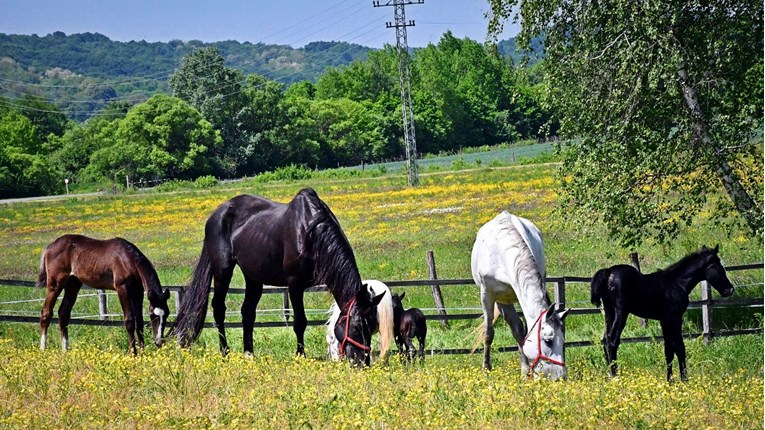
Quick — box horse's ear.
[557,308,570,321]
[400,291,405,301]
[713,244,720,254]
[163,288,170,300]
[371,290,386,307]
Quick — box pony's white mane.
[326,279,393,361]
[507,213,546,280]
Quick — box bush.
[194,175,219,188]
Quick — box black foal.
[391,292,427,362]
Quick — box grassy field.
[0,153,762,428]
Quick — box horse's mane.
[301,189,362,304]
[661,248,710,275]
[118,238,164,303]
[497,214,552,306]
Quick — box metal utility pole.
[373,0,422,186]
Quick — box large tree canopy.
[489,0,763,247]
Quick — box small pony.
[391,292,427,362]
[37,234,171,353]
[326,280,394,363]
[591,244,734,381]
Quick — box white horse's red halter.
[522,308,565,378]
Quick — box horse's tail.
[376,290,394,361]
[470,303,501,353]
[590,268,610,308]
[36,248,47,288]
[173,242,213,347]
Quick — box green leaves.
[492,0,764,247]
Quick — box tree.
[169,47,246,176]
[86,95,221,182]
[489,0,764,246]
[0,107,59,197]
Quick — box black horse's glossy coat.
[590,245,734,381]
[391,292,427,362]
[174,188,382,365]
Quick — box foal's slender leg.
[676,329,688,382]
[128,283,145,351]
[417,334,426,362]
[498,303,530,376]
[287,284,307,356]
[115,286,138,354]
[211,266,234,355]
[40,277,66,351]
[606,310,628,378]
[404,334,415,362]
[57,278,82,351]
[602,305,615,374]
[241,275,264,355]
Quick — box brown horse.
[37,234,170,353]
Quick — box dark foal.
[591,245,734,381]
[391,292,427,362]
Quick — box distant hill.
[0,32,531,121]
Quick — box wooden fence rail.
[1,262,761,355]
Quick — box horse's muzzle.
[722,288,734,297]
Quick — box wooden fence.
[0,261,761,355]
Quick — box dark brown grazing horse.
[37,234,170,353]
[173,188,385,366]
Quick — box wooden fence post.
[426,250,448,328]
[630,252,648,328]
[283,290,291,322]
[554,279,566,360]
[97,289,108,320]
[701,280,713,344]
[174,289,185,316]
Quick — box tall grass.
[0,151,761,427]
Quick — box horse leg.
[115,286,138,354]
[403,332,415,362]
[40,277,66,351]
[241,276,263,356]
[288,285,307,356]
[57,278,82,351]
[606,311,628,378]
[128,283,145,351]
[498,303,529,376]
[602,305,615,374]
[480,292,495,370]
[211,266,234,355]
[417,334,426,362]
[676,329,688,382]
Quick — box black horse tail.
[173,242,213,347]
[36,249,47,288]
[590,268,611,308]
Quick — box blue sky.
[0,0,520,48]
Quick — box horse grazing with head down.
[173,188,386,366]
[472,212,569,379]
[591,245,734,381]
[391,292,427,362]
[326,279,394,363]
[37,234,170,353]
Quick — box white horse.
[471,211,569,379]
[326,280,394,362]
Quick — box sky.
[0,0,520,48]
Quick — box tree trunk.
[676,67,762,235]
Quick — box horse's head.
[391,292,405,322]
[334,285,386,367]
[149,288,171,347]
[522,304,569,380]
[701,244,734,297]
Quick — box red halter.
[338,298,371,360]
[522,308,565,378]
